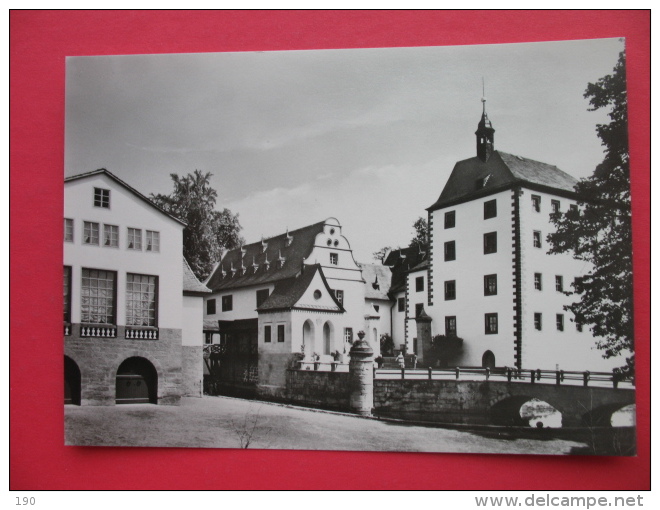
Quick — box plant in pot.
[312,352,321,371]
[331,350,341,371]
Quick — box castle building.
[420,101,619,371]
[64,169,209,405]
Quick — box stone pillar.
[415,307,433,364]
[349,331,374,416]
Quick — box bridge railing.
[374,366,634,389]
[295,361,349,372]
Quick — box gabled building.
[64,169,209,405]
[420,102,619,371]
[203,217,381,397]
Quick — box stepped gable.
[182,258,211,295]
[257,264,344,312]
[427,150,579,212]
[358,262,392,300]
[206,221,326,291]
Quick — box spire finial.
[481,77,487,114]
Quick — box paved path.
[65,396,586,454]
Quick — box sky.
[65,38,624,262]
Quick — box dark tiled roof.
[427,151,579,211]
[384,246,428,294]
[183,258,211,294]
[65,168,186,226]
[358,263,392,300]
[206,220,327,291]
[257,264,344,312]
[408,259,430,273]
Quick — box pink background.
[10,10,650,490]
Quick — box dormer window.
[94,188,110,208]
[330,253,338,265]
[476,174,491,190]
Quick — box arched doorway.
[482,350,496,369]
[302,320,315,359]
[116,357,158,404]
[64,356,81,405]
[323,321,334,355]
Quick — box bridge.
[373,367,635,427]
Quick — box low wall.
[285,369,351,411]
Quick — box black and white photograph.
[63,38,635,455]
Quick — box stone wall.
[285,369,351,410]
[64,325,183,405]
[181,345,202,397]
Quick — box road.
[65,395,587,454]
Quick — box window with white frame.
[126,273,157,327]
[551,200,560,213]
[556,314,564,331]
[534,313,542,331]
[81,268,116,324]
[83,221,99,245]
[94,187,110,208]
[344,328,353,344]
[445,316,457,337]
[533,231,542,248]
[64,218,74,242]
[146,230,160,252]
[534,273,542,291]
[334,289,344,306]
[485,313,498,334]
[484,274,497,296]
[330,252,338,265]
[555,275,564,292]
[127,228,142,250]
[532,194,541,212]
[103,224,119,248]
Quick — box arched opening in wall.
[116,357,158,404]
[323,321,334,356]
[481,350,496,369]
[64,356,81,405]
[610,404,636,427]
[302,319,315,359]
[491,396,562,428]
[372,328,378,350]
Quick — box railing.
[374,366,634,389]
[296,361,349,372]
[125,327,159,340]
[80,325,117,338]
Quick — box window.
[221,295,233,312]
[83,221,99,245]
[277,324,285,343]
[256,289,270,307]
[374,305,380,312]
[532,194,541,212]
[569,204,578,213]
[334,289,344,306]
[204,333,213,345]
[397,297,405,312]
[63,266,71,323]
[484,199,497,219]
[534,273,542,291]
[551,200,560,213]
[146,230,160,252]
[127,228,142,250]
[534,313,542,331]
[444,241,456,261]
[483,232,497,254]
[207,299,216,315]
[556,314,564,332]
[416,276,424,292]
[64,218,74,242]
[555,275,564,292]
[533,231,542,248]
[484,274,497,296]
[81,268,116,324]
[103,224,119,248]
[93,187,110,208]
[344,328,353,344]
[445,316,457,337]
[264,325,272,343]
[444,280,456,300]
[444,211,455,229]
[126,273,157,327]
[415,303,424,317]
[485,313,498,334]
[476,174,491,189]
[576,321,583,332]
[330,253,338,265]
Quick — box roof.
[183,258,211,295]
[384,245,428,294]
[427,151,579,212]
[358,263,392,300]
[65,169,186,227]
[257,264,344,313]
[203,319,220,331]
[206,220,327,292]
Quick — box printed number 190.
[16,498,35,506]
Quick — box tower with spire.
[475,96,495,162]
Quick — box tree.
[547,50,633,375]
[151,170,244,281]
[410,216,429,251]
